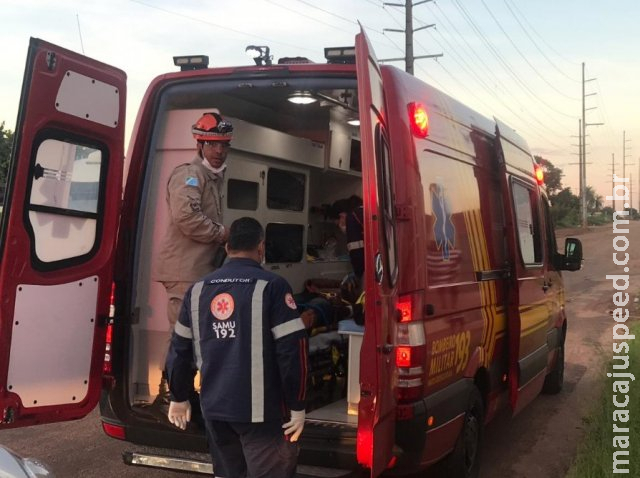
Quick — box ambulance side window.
[376,125,398,285]
[511,181,543,265]
[27,134,106,268]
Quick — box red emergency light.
[397,298,412,323]
[534,165,545,185]
[396,346,412,368]
[408,102,429,138]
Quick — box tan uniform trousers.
[163,281,193,329]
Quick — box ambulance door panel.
[0,38,125,428]
[541,198,563,328]
[355,28,397,477]
[509,180,547,413]
[495,124,547,411]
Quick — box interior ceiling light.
[288,92,317,105]
[347,118,360,126]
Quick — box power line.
[76,14,85,55]
[407,5,572,144]
[480,0,580,100]
[450,0,576,119]
[503,0,581,68]
[130,0,316,52]
[502,0,580,83]
[293,0,358,25]
[264,0,354,34]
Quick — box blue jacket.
[166,257,308,422]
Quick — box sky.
[1,0,638,207]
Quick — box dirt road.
[475,221,640,478]
[1,222,638,477]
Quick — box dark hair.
[227,217,264,251]
[330,195,362,217]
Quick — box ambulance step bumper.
[123,451,355,477]
[123,451,212,474]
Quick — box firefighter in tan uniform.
[154,112,233,408]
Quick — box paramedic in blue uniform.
[332,195,364,282]
[165,217,308,478]
[332,196,365,320]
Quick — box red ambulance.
[0,29,582,478]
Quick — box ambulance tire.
[445,387,483,478]
[542,341,565,394]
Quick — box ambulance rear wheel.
[445,387,483,478]
[542,341,565,394]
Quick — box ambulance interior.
[129,74,364,429]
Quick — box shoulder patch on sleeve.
[285,292,297,310]
[185,176,199,187]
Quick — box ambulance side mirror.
[561,237,583,271]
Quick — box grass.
[566,321,640,477]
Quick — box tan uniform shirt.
[155,156,226,283]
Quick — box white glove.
[168,400,191,430]
[282,409,305,442]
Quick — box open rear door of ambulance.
[495,119,548,415]
[494,120,522,412]
[355,28,397,477]
[0,38,125,428]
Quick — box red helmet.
[191,112,233,141]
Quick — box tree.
[584,186,603,214]
[0,121,14,189]
[550,187,580,227]
[534,156,563,197]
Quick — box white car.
[0,446,54,478]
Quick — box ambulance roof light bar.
[324,46,356,64]
[173,55,209,71]
[245,45,272,66]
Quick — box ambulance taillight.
[408,102,429,138]
[395,293,426,402]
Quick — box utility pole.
[622,131,630,179]
[630,173,633,217]
[578,119,582,204]
[381,0,443,74]
[581,62,603,228]
[621,131,634,213]
[610,153,617,212]
[622,131,635,212]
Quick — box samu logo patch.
[285,293,297,310]
[210,293,234,320]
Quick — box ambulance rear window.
[267,168,305,211]
[265,223,304,263]
[227,178,258,211]
[512,181,543,265]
